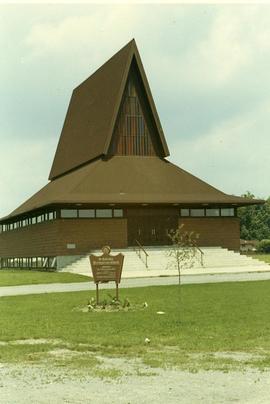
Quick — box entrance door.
[127,214,178,246]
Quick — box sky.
[1,3,270,217]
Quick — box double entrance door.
[127,213,178,246]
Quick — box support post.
[96,283,99,305]
[116,282,119,301]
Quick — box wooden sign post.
[89,246,124,304]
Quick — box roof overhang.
[1,156,264,222]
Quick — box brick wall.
[0,219,128,257]
[179,217,240,250]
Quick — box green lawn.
[1,281,270,372]
[0,269,90,287]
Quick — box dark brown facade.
[0,39,263,268]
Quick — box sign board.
[89,246,124,302]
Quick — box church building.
[0,40,263,269]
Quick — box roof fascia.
[131,42,170,157]
[1,198,265,223]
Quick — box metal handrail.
[194,244,204,267]
[134,239,149,268]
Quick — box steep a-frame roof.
[49,39,169,180]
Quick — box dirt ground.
[1,361,270,404]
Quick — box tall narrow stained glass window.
[111,75,156,156]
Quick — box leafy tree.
[238,192,270,240]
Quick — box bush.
[257,239,270,253]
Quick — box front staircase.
[59,246,270,278]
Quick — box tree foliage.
[238,192,270,240]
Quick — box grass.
[1,281,270,373]
[0,269,90,287]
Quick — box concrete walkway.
[1,271,270,297]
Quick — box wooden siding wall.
[57,219,127,253]
[0,222,58,258]
[0,215,240,257]
[179,217,240,250]
[0,219,128,258]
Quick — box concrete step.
[59,247,270,277]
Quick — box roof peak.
[73,39,137,92]
[49,40,169,181]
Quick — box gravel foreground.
[1,364,270,404]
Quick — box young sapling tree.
[167,224,201,286]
